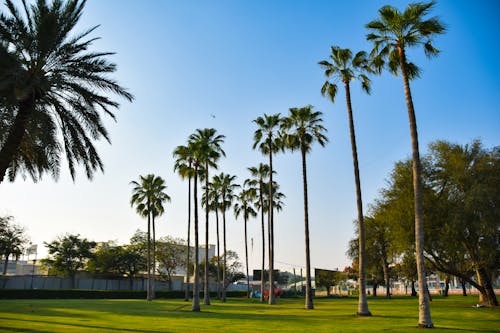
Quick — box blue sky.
[1,0,499,274]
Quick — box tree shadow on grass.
[0,317,164,333]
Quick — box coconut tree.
[366,1,445,327]
[234,179,257,298]
[173,144,196,301]
[319,46,372,316]
[212,172,239,302]
[247,163,271,302]
[0,0,133,183]
[281,105,328,309]
[130,174,170,301]
[253,114,283,304]
[189,128,225,306]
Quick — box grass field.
[0,295,498,332]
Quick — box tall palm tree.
[213,172,239,302]
[189,128,225,306]
[257,179,286,299]
[0,0,133,183]
[180,140,203,311]
[234,180,257,298]
[319,46,372,316]
[130,174,170,301]
[173,144,195,301]
[366,1,445,327]
[203,178,222,299]
[247,163,271,302]
[253,113,282,305]
[281,105,328,309]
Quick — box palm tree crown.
[130,175,170,218]
[319,46,372,103]
[0,0,133,182]
[366,1,446,78]
[281,105,328,153]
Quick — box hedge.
[0,289,247,299]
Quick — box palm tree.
[189,128,225,306]
[203,178,222,299]
[234,180,258,298]
[180,140,202,311]
[130,174,170,301]
[319,46,372,316]
[0,0,133,183]
[258,179,286,299]
[212,172,239,302]
[281,106,328,309]
[366,1,445,327]
[173,144,195,301]
[247,163,271,302]
[253,113,282,305]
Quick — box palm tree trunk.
[152,216,156,300]
[244,212,250,298]
[344,81,371,316]
[185,175,191,301]
[204,165,211,305]
[192,166,201,311]
[398,47,433,328]
[0,97,34,183]
[216,206,221,300]
[222,203,227,302]
[147,212,152,301]
[301,147,313,310]
[259,180,266,303]
[268,145,275,305]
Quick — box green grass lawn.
[0,295,498,333]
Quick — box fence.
[0,275,183,291]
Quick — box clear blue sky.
[1,0,499,274]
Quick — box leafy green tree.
[156,236,188,290]
[253,113,283,305]
[173,144,197,301]
[0,0,133,183]
[366,2,445,327]
[315,269,344,296]
[281,105,328,309]
[0,216,29,274]
[375,140,498,306]
[130,174,171,300]
[424,140,499,306]
[187,128,225,309]
[234,180,258,298]
[347,233,385,297]
[87,242,146,290]
[399,252,418,296]
[200,251,244,290]
[319,46,372,316]
[247,163,272,302]
[42,234,96,288]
